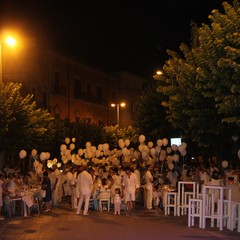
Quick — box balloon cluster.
[137,135,187,171]
[19,135,188,173]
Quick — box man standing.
[122,166,139,215]
[145,165,154,210]
[76,166,93,216]
[51,165,62,207]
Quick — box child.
[114,188,121,215]
[153,184,163,212]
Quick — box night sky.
[0,0,231,78]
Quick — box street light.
[111,102,126,127]
[0,35,17,83]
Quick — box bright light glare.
[5,37,16,47]
[111,103,116,107]
[156,70,163,75]
[120,102,126,107]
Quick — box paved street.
[0,203,239,240]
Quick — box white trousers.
[76,193,91,215]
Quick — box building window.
[54,72,60,93]
[74,79,82,99]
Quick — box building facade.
[2,46,147,127]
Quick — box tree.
[133,82,178,142]
[103,125,139,149]
[157,0,240,161]
[0,82,54,164]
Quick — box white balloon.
[70,143,75,151]
[98,144,103,151]
[118,139,125,148]
[222,160,228,168]
[45,152,51,160]
[171,144,178,152]
[125,139,130,147]
[102,143,109,151]
[95,150,101,158]
[157,139,163,147]
[65,149,71,157]
[19,150,27,159]
[57,163,61,168]
[150,148,156,157]
[31,149,37,157]
[78,149,84,156]
[162,138,168,147]
[53,158,58,164]
[138,144,144,152]
[90,146,96,153]
[139,135,145,143]
[60,144,67,152]
[65,137,70,145]
[47,160,53,168]
[143,145,150,153]
[33,160,39,168]
[40,152,46,161]
[86,141,91,148]
[238,149,240,159]
[148,141,154,149]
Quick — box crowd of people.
[0,155,240,220]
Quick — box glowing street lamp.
[0,35,17,83]
[111,102,126,127]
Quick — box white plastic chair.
[99,190,111,211]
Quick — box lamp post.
[111,102,126,127]
[0,36,17,83]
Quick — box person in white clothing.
[122,166,139,214]
[145,165,154,210]
[76,166,93,216]
[51,165,62,207]
[113,188,122,215]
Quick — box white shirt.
[122,173,139,194]
[145,170,153,190]
[77,170,93,195]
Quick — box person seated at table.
[5,173,19,196]
[41,171,52,212]
[166,168,178,188]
